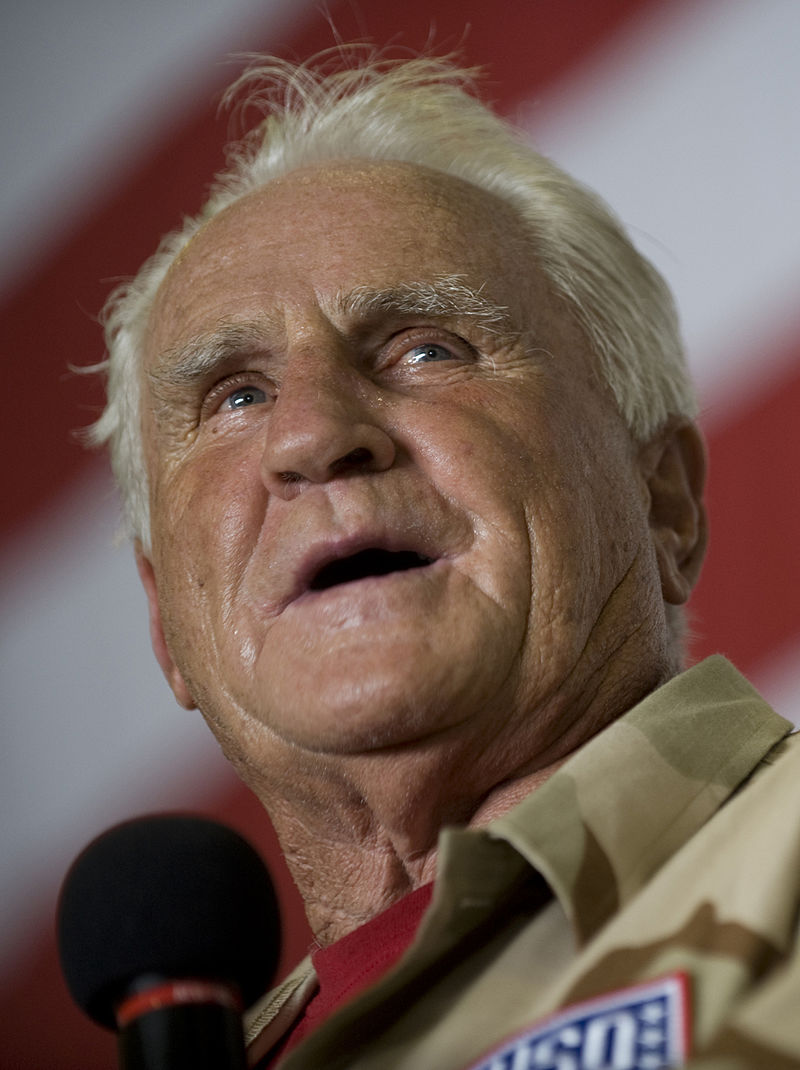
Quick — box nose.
[260,357,396,499]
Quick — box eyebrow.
[148,322,270,389]
[329,275,515,335]
[148,275,516,389]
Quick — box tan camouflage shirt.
[245,656,800,1069]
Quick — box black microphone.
[57,814,281,1069]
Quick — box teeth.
[309,549,432,591]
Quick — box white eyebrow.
[329,275,515,335]
[148,322,270,389]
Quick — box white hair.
[91,49,696,548]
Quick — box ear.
[641,420,709,605]
[134,543,196,710]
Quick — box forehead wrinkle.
[326,275,518,338]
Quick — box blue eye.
[408,343,454,364]
[226,386,267,410]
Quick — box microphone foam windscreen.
[57,814,281,1029]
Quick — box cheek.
[506,405,646,625]
[150,450,267,653]
[413,425,540,620]
[157,438,266,555]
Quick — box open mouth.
[308,549,434,592]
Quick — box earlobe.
[642,420,709,606]
[134,543,196,710]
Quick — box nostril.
[332,447,374,473]
[346,447,372,464]
[275,447,375,488]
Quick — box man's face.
[140,161,673,790]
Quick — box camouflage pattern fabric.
[246,657,800,1069]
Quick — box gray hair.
[91,49,696,548]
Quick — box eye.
[406,342,456,365]
[224,385,268,410]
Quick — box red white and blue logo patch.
[467,973,690,1070]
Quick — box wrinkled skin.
[137,161,706,939]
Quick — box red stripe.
[692,326,800,676]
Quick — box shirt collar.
[488,656,792,945]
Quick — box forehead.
[145,161,546,358]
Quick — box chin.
[255,673,469,757]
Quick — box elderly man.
[93,54,800,1069]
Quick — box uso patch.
[467,973,690,1070]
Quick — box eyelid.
[201,370,273,419]
[379,325,478,369]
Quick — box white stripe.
[0,0,307,288]
[749,643,800,729]
[521,0,800,416]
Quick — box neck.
[249,746,566,945]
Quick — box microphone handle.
[118,1003,247,1070]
